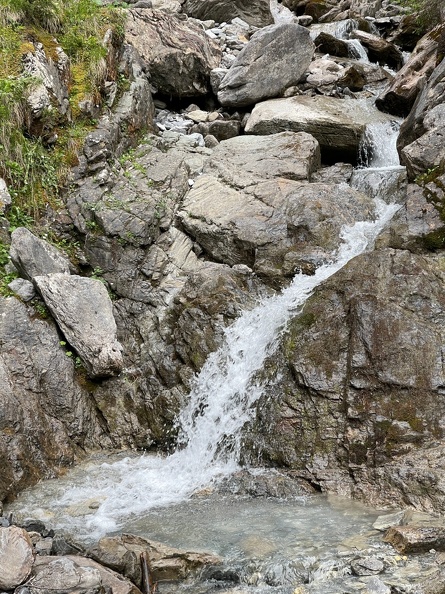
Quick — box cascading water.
[6,105,405,592]
[309,19,369,62]
[7,197,400,543]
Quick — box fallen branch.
[140,551,155,594]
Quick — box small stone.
[351,556,384,576]
[34,537,53,556]
[204,134,219,148]
[8,279,36,302]
[19,518,48,536]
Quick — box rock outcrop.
[397,57,445,179]
[247,248,445,505]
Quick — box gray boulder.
[0,527,34,590]
[245,95,394,162]
[217,23,315,107]
[7,278,36,301]
[10,227,71,281]
[178,175,374,276]
[183,0,273,27]
[34,274,123,378]
[203,131,321,188]
[125,9,221,97]
[30,556,142,594]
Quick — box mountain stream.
[7,107,406,592]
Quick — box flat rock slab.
[245,96,393,161]
[0,527,34,590]
[34,273,123,378]
[203,131,321,188]
[218,23,314,107]
[384,526,445,554]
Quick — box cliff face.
[1,0,445,512]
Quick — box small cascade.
[359,120,402,169]
[310,19,369,62]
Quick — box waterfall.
[15,198,398,542]
[359,121,402,168]
[7,105,404,544]
[310,19,369,62]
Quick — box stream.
[7,121,405,592]
[5,26,413,592]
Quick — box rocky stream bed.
[2,0,445,591]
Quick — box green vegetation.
[395,0,443,30]
[0,0,127,288]
[0,0,126,224]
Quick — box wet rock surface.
[3,1,445,591]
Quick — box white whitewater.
[360,121,402,168]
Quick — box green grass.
[0,0,127,229]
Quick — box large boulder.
[202,132,321,188]
[124,9,221,97]
[0,527,34,590]
[376,27,442,117]
[217,23,314,107]
[351,30,404,70]
[245,95,394,162]
[182,0,273,27]
[178,175,375,277]
[34,274,123,378]
[10,227,71,281]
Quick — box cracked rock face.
[34,274,123,379]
